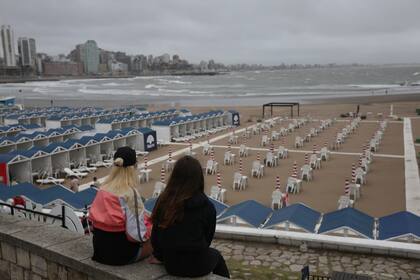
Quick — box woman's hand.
[148,256,162,265]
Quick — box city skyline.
[1,0,420,65]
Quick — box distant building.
[17,37,37,67]
[160,53,171,64]
[79,40,100,74]
[1,25,17,66]
[43,61,83,76]
[108,60,128,75]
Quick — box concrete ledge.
[215,224,420,259]
[0,214,226,280]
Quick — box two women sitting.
[89,146,230,278]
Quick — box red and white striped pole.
[351,164,356,184]
[189,139,193,153]
[358,156,363,167]
[313,144,317,154]
[276,176,281,189]
[270,142,274,153]
[228,143,231,153]
[168,147,172,161]
[160,166,165,183]
[305,153,309,165]
[239,158,243,175]
[345,179,350,196]
[144,155,148,169]
[257,151,260,162]
[210,149,215,161]
[282,136,285,146]
[217,172,221,188]
[292,161,298,178]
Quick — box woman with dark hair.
[151,156,230,278]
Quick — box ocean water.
[0,64,419,106]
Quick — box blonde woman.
[89,146,152,265]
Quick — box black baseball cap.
[113,146,137,167]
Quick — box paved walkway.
[212,239,420,280]
[403,117,420,215]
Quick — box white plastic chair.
[309,154,320,169]
[271,190,283,210]
[224,151,233,165]
[338,195,354,209]
[206,160,217,175]
[202,143,212,155]
[261,135,269,146]
[210,185,220,200]
[251,160,263,178]
[265,152,275,167]
[277,146,288,159]
[232,172,242,190]
[295,136,303,148]
[355,167,366,184]
[239,144,249,157]
[320,147,330,161]
[152,182,166,198]
[300,164,313,181]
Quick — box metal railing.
[0,202,66,228]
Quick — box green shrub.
[416,108,420,115]
[416,138,420,143]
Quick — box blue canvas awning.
[217,200,272,228]
[378,211,420,240]
[264,203,321,233]
[318,208,374,239]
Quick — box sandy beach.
[35,95,420,218]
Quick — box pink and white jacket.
[89,189,151,242]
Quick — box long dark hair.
[151,155,204,228]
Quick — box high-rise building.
[78,40,99,74]
[1,25,17,66]
[17,37,37,67]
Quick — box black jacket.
[151,193,217,277]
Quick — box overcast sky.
[1,0,420,65]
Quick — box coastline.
[0,71,225,84]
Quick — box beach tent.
[217,200,272,228]
[318,208,374,239]
[62,140,86,167]
[227,110,240,126]
[94,134,114,158]
[0,137,17,153]
[26,185,87,210]
[0,152,32,184]
[22,147,52,181]
[15,136,34,151]
[79,137,101,163]
[123,129,140,151]
[43,143,70,173]
[378,211,420,242]
[31,133,50,147]
[138,127,157,152]
[263,203,321,233]
[108,131,126,150]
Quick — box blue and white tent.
[263,203,321,233]
[217,200,272,228]
[318,208,374,239]
[378,211,420,242]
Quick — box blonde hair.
[102,157,143,212]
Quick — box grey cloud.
[1,0,420,64]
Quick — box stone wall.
[0,214,225,280]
